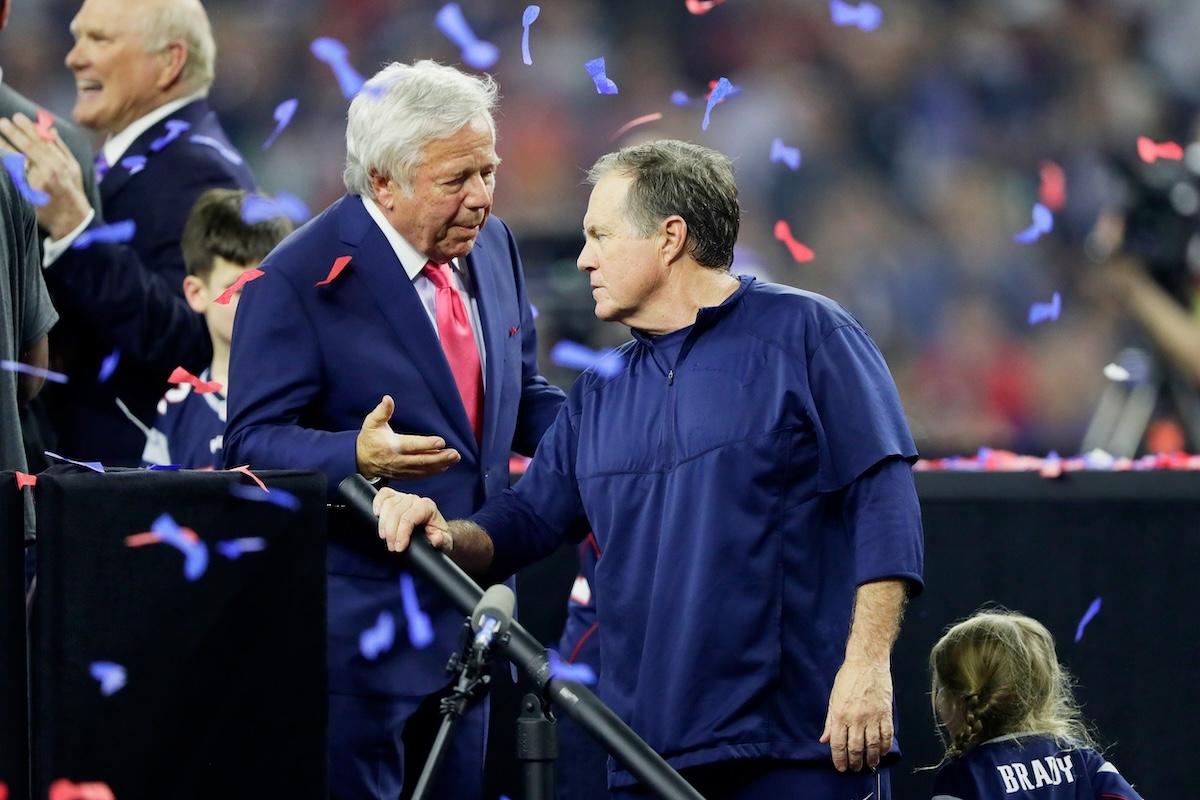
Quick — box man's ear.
[182,274,209,314]
[659,215,688,265]
[370,170,397,210]
[155,40,188,90]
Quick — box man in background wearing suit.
[0,0,253,466]
[224,60,565,799]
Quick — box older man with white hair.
[224,60,565,799]
[0,0,253,465]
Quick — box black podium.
[29,467,328,800]
[0,474,29,800]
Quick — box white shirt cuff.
[42,209,97,268]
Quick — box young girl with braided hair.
[928,610,1142,799]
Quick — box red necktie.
[423,261,484,442]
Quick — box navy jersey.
[932,734,1142,800]
[141,368,226,469]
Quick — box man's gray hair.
[343,60,498,196]
[140,0,216,96]
[587,140,740,270]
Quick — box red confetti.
[773,220,815,263]
[609,112,664,142]
[1038,160,1066,212]
[1136,136,1184,164]
[167,366,223,395]
[125,527,199,548]
[35,108,56,142]
[685,0,726,13]
[228,464,268,492]
[315,255,352,287]
[213,268,265,305]
[48,778,116,800]
[15,471,37,489]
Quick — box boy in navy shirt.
[930,610,1142,800]
[142,189,291,468]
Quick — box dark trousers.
[328,688,489,800]
[609,760,891,800]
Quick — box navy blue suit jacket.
[224,195,564,696]
[42,99,254,465]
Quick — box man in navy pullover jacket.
[373,140,925,799]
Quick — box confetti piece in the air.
[120,155,147,175]
[548,648,597,684]
[316,255,353,287]
[436,4,500,70]
[0,359,68,384]
[3,154,49,206]
[1103,363,1131,382]
[71,220,136,249]
[359,610,397,660]
[584,57,619,95]
[1014,202,1053,244]
[1027,292,1062,325]
[216,537,268,559]
[1136,136,1184,164]
[610,112,664,142]
[35,108,56,141]
[685,0,726,14]
[168,366,223,395]
[310,37,366,99]
[229,483,301,510]
[773,220,815,263]
[701,77,735,130]
[44,451,104,473]
[400,573,434,649]
[15,472,36,490]
[262,98,299,150]
[88,661,126,696]
[189,134,243,165]
[830,0,883,31]
[47,778,116,800]
[550,340,624,378]
[1074,596,1102,642]
[124,527,199,548]
[228,464,269,492]
[213,268,265,305]
[670,90,690,107]
[1038,450,1062,479]
[530,303,539,319]
[149,118,192,152]
[151,512,208,581]
[1038,160,1066,212]
[241,192,310,224]
[769,137,802,171]
[97,349,120,383]
[521,5,540,66]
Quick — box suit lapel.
[100,100,211,204]
[466,239,505,461]
[338,199,477,451]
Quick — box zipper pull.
[667,369,674,385]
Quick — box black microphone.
[471,584,514,651]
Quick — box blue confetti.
[262,98,298,150]
[670,90,690,107]
[400,573,434,649]
[89,661,127,696]
[547,648,597,685]
[97,348,120,383]
[702,77,736,131]
[148,464,181,470]
[310,37,366,99]
[436,4,500,70]
[3,153,50,206]
[584,57,619,95]
[359,610,397,660]
[829,0,883,31]
[189,134,243,165]
[769,137,802,171]
[71,220,136,249]
[216,537,268,560]
[1074,596,1102,643]
[1027,292,1062,325]
[149,119,192,152]
[229,483,302,511]
[1014,202,1054,244]
[120,155,147,175]
[241,192,310,225]
[150,512,209,581]
[0,359,68,384]
[44,450,104,473]
[521,5,541,65]
[550,340,624,379]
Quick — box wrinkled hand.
[372,488,452,553]
[819,659,894,772]
[0,113,91,239]
[356,395,461,480]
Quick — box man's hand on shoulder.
[372,488,453,553]
[356,394,461,480]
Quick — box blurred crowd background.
[6,0,1200,458]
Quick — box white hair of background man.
[343,59,498,196]
[140,0,216,96]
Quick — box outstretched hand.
[355,395,461,480]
